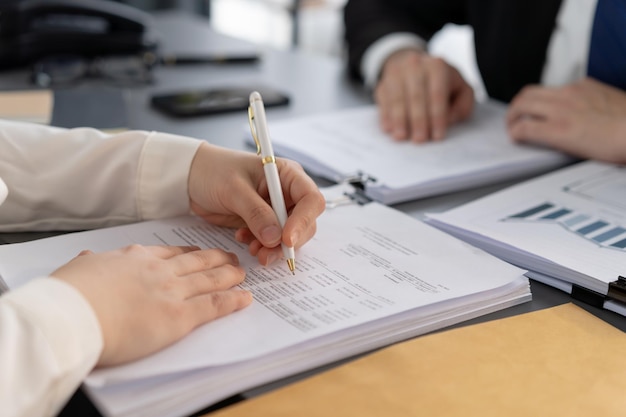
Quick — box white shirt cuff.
[1,278,103,417]
[3,277,104,377]
[361,33,427,88]
[137,132,203,220]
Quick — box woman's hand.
[187,144,325,265]
[52,244,251,367]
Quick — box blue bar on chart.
[592,227,626,243]
[540,208,572,220]
[563,214,590,227]
[504,201,626,251]
[510,203,554,219]
[611,238,626,249]
[576,221,609,236]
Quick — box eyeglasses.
[31,53,157,88]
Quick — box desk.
[1,11,625,417]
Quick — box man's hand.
[375,49,475,142]
[507,77,626,164]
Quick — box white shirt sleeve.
[0,120,204,417]
[0,120,202,231]
[1,278,103,417]
[540,0,597,86]
[360,0,597,91]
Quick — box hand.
[187,143,325,266]
[507,77,626,164]
[52,244,251,367]
[375,49,475,142]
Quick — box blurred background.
[116,0,485,97]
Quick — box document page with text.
[0,194,530,417]
[426,161,626,298]
[249,101,573,204]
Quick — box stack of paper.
[0,195,529,417]
[248,101,574,204]
[426,161,626,316]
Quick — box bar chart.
[504,202,626,251]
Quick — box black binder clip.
[325,171,377,209]
[608,276,626,304]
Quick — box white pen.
[248,91,296,275]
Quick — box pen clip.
[248,106,261,155]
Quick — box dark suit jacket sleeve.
[343,0,468,81]
[470,0,562,101]
[343,0,563,102]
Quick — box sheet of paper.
[0,197,531,417]
[426,161,626,295]
[255,101,572,203]
[0,201,527,385]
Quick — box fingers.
[507,86,554,125]
[165,247,252,324]
[170,248,239,276]
[425,57,450,141]
[228,180,285,248]
[181,263,246,299]
[376,50,428,142]
[376,67,412,140]
[143,245,202,259]
[507,83,592,157]
[234,162,323,265]
[234,160,323,266]
[403,59,428,142]
[278,160,324,247]
[236,159,324,253]
[235,228,282,265]
[447,66,475,124]
[189,146,323,262]
[507,117,566,148]
[235,228,264,256]
[508,115,602,162]
[185,289,253,329]
[506,80,626,163]
[506,85,574,146]
[282,194,323,249]
[376,50,469,142]
[423,58,475,140]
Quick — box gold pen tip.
[286,258,296,275]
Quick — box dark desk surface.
[0,10,624,417]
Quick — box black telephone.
[0,0,156,69]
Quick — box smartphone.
[150,86,289,117]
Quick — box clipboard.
[425,161,626,317]
[244,101,574,205]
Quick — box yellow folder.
[211,304,626,417]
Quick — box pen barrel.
[250,91,295,265]
[264,163,288,227]
[263,163,295,262]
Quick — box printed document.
[426,161,626,314]
[249,101,573,204]
[0,194,530,417]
